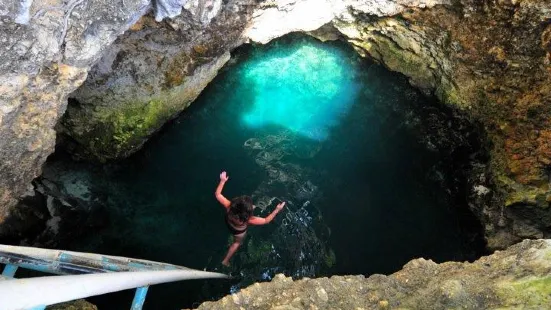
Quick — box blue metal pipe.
[0,270,227,309]
[0,245,189,273]
[2,264,18,278]
[0,244,228,310]
[59,252,179,272]
[0,252,104,275]
[131,286,149,310]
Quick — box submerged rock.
[193,239,551,309]
[0,159,110,248]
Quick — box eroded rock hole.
[37,34,487,308]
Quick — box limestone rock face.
[0,0,152,220]
[192,239,551,309]
[332,0,551,248]
[0,0,225,221]
[243,0,449,44]
[61,0,254,161]
[61,0,455,162]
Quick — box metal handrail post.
[0,269,228,309]
[131,286,149,310]
[2,264,18,278]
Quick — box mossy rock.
[101,100,170,159]
[63,98,179,161]
[496,173,551,208]
[496,276,551,307]
[63,51,230,162]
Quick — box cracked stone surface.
[192,239,551,310]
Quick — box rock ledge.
[193,239,551,309]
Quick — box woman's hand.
[276,202,286,211]
[220,171,229,182]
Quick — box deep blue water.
[50,35,485,309]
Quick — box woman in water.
[215,171,285,266]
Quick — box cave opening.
[37,33,488,309]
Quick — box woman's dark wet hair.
[229,195,254,223]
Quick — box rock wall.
[332,0,551,248]
[47,299,97,310]
[60,1,254,161]
[243,0,448,44]
[60,0,449,161]
[0,0,152,222]
[192,239,551,309]
[0,0,230,224]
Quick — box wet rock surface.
[193,239,551,310]
[0,157,109,248]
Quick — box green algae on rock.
[60,8,250,161]
[0,0,154,223]
[497,276,551,308]
[191,239,551,310]
[61,52,229,161]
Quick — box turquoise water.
[54,35,485,309]
[241,42,359,141]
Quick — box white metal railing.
[0,245,228,310]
